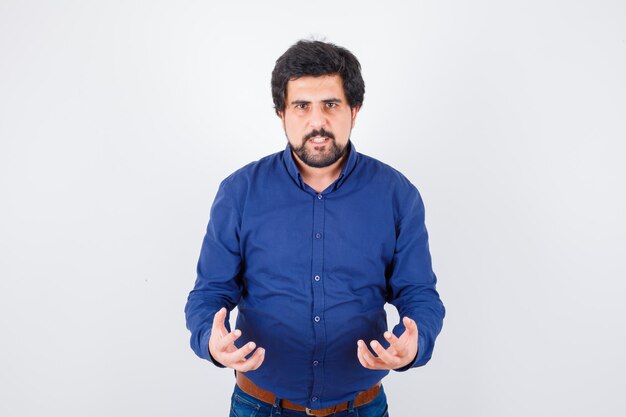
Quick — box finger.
[235,348,266,373]
[216,328,242,352]
[403,316,418,336]
[212,307,228,335]
[369,340,400,369]
[383,331,401,351]
[397,318,418,346]
[223,341,257,364]
[356,340,373,369]
[357,340,382,369]
[384,330,407,356]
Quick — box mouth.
[308,136,331,144]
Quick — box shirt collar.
[282,140,358,191]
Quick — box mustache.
[303,128,335,142]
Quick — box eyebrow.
[290,98,344,105]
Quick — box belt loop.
[348,398,356,414]
[272,395,283,415]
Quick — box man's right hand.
[208,307,265,372]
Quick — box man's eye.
[326,103,337,108]
[296,104,308,110]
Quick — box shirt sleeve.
[184,177,243,366]
[387,184,445,371]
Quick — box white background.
[1,1,625,416]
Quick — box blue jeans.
[228,383,390,417]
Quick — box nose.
[308,104,328,130]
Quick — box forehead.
[285,74,346,101]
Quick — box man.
[185,39,445,417]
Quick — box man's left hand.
[356,316,419,370]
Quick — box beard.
[288,128,349,168]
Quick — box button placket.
[310,191,326,407]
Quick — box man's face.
[279,74,359,168]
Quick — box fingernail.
[248,342,255,349]
[371,341,378,348]
[234,329,241,337]
[384,332,391,339]
[259,348,265,355]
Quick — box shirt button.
[314,316,320,322]
[317,194,323,200]
[312,397,318,402]
[315,233,321,239]
[313,360,319,366]
[314,275,320,281]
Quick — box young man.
[185,40,445,417]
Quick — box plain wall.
[1,1,625,416]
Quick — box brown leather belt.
[236,372,381,417]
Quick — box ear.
[278,110,285,129]
[351,106,360,128]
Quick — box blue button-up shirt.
[185,141,445,409]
